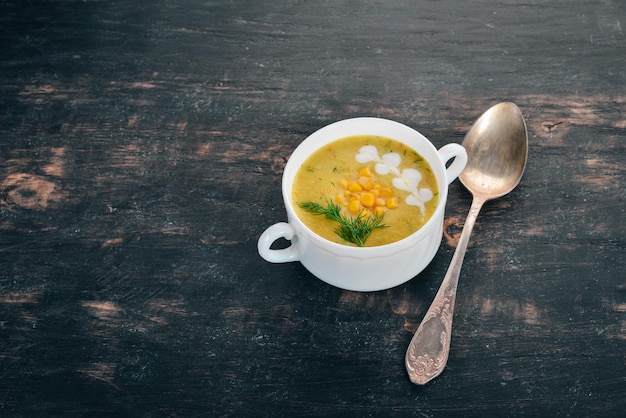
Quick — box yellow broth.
[292,135,439,247]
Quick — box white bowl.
[258,117,467,291]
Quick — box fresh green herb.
[299,199,388,247]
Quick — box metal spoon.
[405,102,528,385]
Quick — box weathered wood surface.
[1,0,624,416]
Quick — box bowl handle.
[438,143,468,184]
[257,222,300,263]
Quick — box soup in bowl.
[292,134,439,247]
[258,117,467,291]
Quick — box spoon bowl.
[405,102,528,385]
[460,102,528,198]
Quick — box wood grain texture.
[1,0,624,416]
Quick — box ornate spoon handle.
[405,196,486,385]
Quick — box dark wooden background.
[1,0,624,416]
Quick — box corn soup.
[292,135,439,247]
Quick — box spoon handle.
[405,196,485,384]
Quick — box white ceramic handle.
[438,143,468,184]
[257,222,300,263]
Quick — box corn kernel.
[386,197,398,209]
[340,179,349,188]
[348,200,362,214]
[360,192,375,207]
[348,182,362,193]
[371,188,380,197]
[375,198,385,207]
[380,188,393,197]
[374,207,385,217]
[358,166,372,177]
[358,176,373,191]
[335,195,344,205]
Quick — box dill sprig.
[299,199,388,247]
